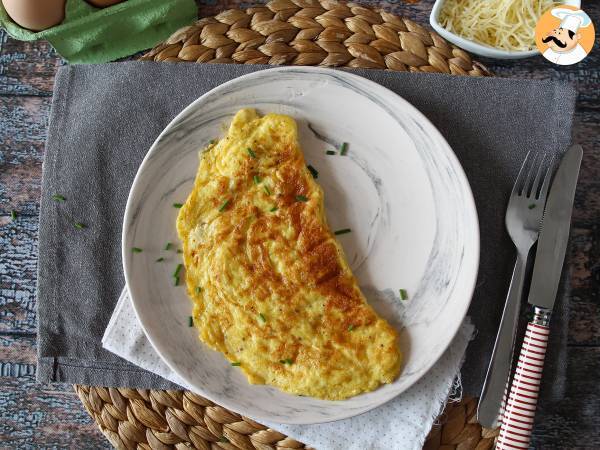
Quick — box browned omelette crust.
[177,109,401,399]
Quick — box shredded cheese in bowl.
[439,0,558,52]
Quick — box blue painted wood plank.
[0,333,36,366]
[0,30,62,97]
[0,95,49,216]
[1,362,36,377]
[0,375,110,448]
[0,215,38,333]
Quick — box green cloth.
[0,0,197,63]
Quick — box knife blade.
[528,144,583,309]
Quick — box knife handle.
[496,307,551,450]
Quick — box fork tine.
[521,152,540,196]
[512,151,532,196]
[528,153,547,198]
[537,155,556,201]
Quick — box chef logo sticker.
[535,5,594,66]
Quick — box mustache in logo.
[542,35,567,48]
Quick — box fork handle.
[496,307,551,450]
[478,253,527,427]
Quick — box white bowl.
[123,67,480,424]
[429,0,581,60]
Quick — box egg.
[2,0,65,31]
[176,109,402,400]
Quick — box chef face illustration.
[542,26,580,53]
[536,7,594,66]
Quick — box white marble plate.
[122,67,479,424]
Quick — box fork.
[477,151,555,428]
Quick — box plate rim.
[122,66,480,424]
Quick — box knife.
[495,144,583,450]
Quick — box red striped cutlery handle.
[496,307,551,450]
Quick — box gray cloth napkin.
[36,62,576,401]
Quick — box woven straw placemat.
[74,2,498,448]
[138,0,491,76]
[74,386,499,450]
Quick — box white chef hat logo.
[551,8,592,33]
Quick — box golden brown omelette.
[176,109,401,400]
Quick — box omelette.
[176,109,401,400]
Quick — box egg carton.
[0,0,197,63]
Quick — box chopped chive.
[195,286,202,295]
[188,316,193,327]
[177,249,183,254]
[231,362,241,366]
[155,257,164,262]
[270,206,278,212]
[348,324,355,331]
[218,199,230,212]
[340,142,349,155]
[263,185,271,195]
[326,150,336,155]
[399,289,408,300]
[132,247,143,253]
[253,175,261,185]
[10,210,17,221]
[247,148,256,158]
[528,203,536,210]
[334,228,352,235]
[295,195,308,202]
[307,165,318,179]
[74,222,86,229]
[174,276,180,286]
[209,139,216,145]
[173,263,183,278]
[173,203,183,208]
[280,358,293,365]
[219,437,230,443]
[165,242,173,251]
[52,194,66,202]
[258,313,266,323]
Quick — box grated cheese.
[439,0,558,51]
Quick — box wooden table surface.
[0,1,598,448]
